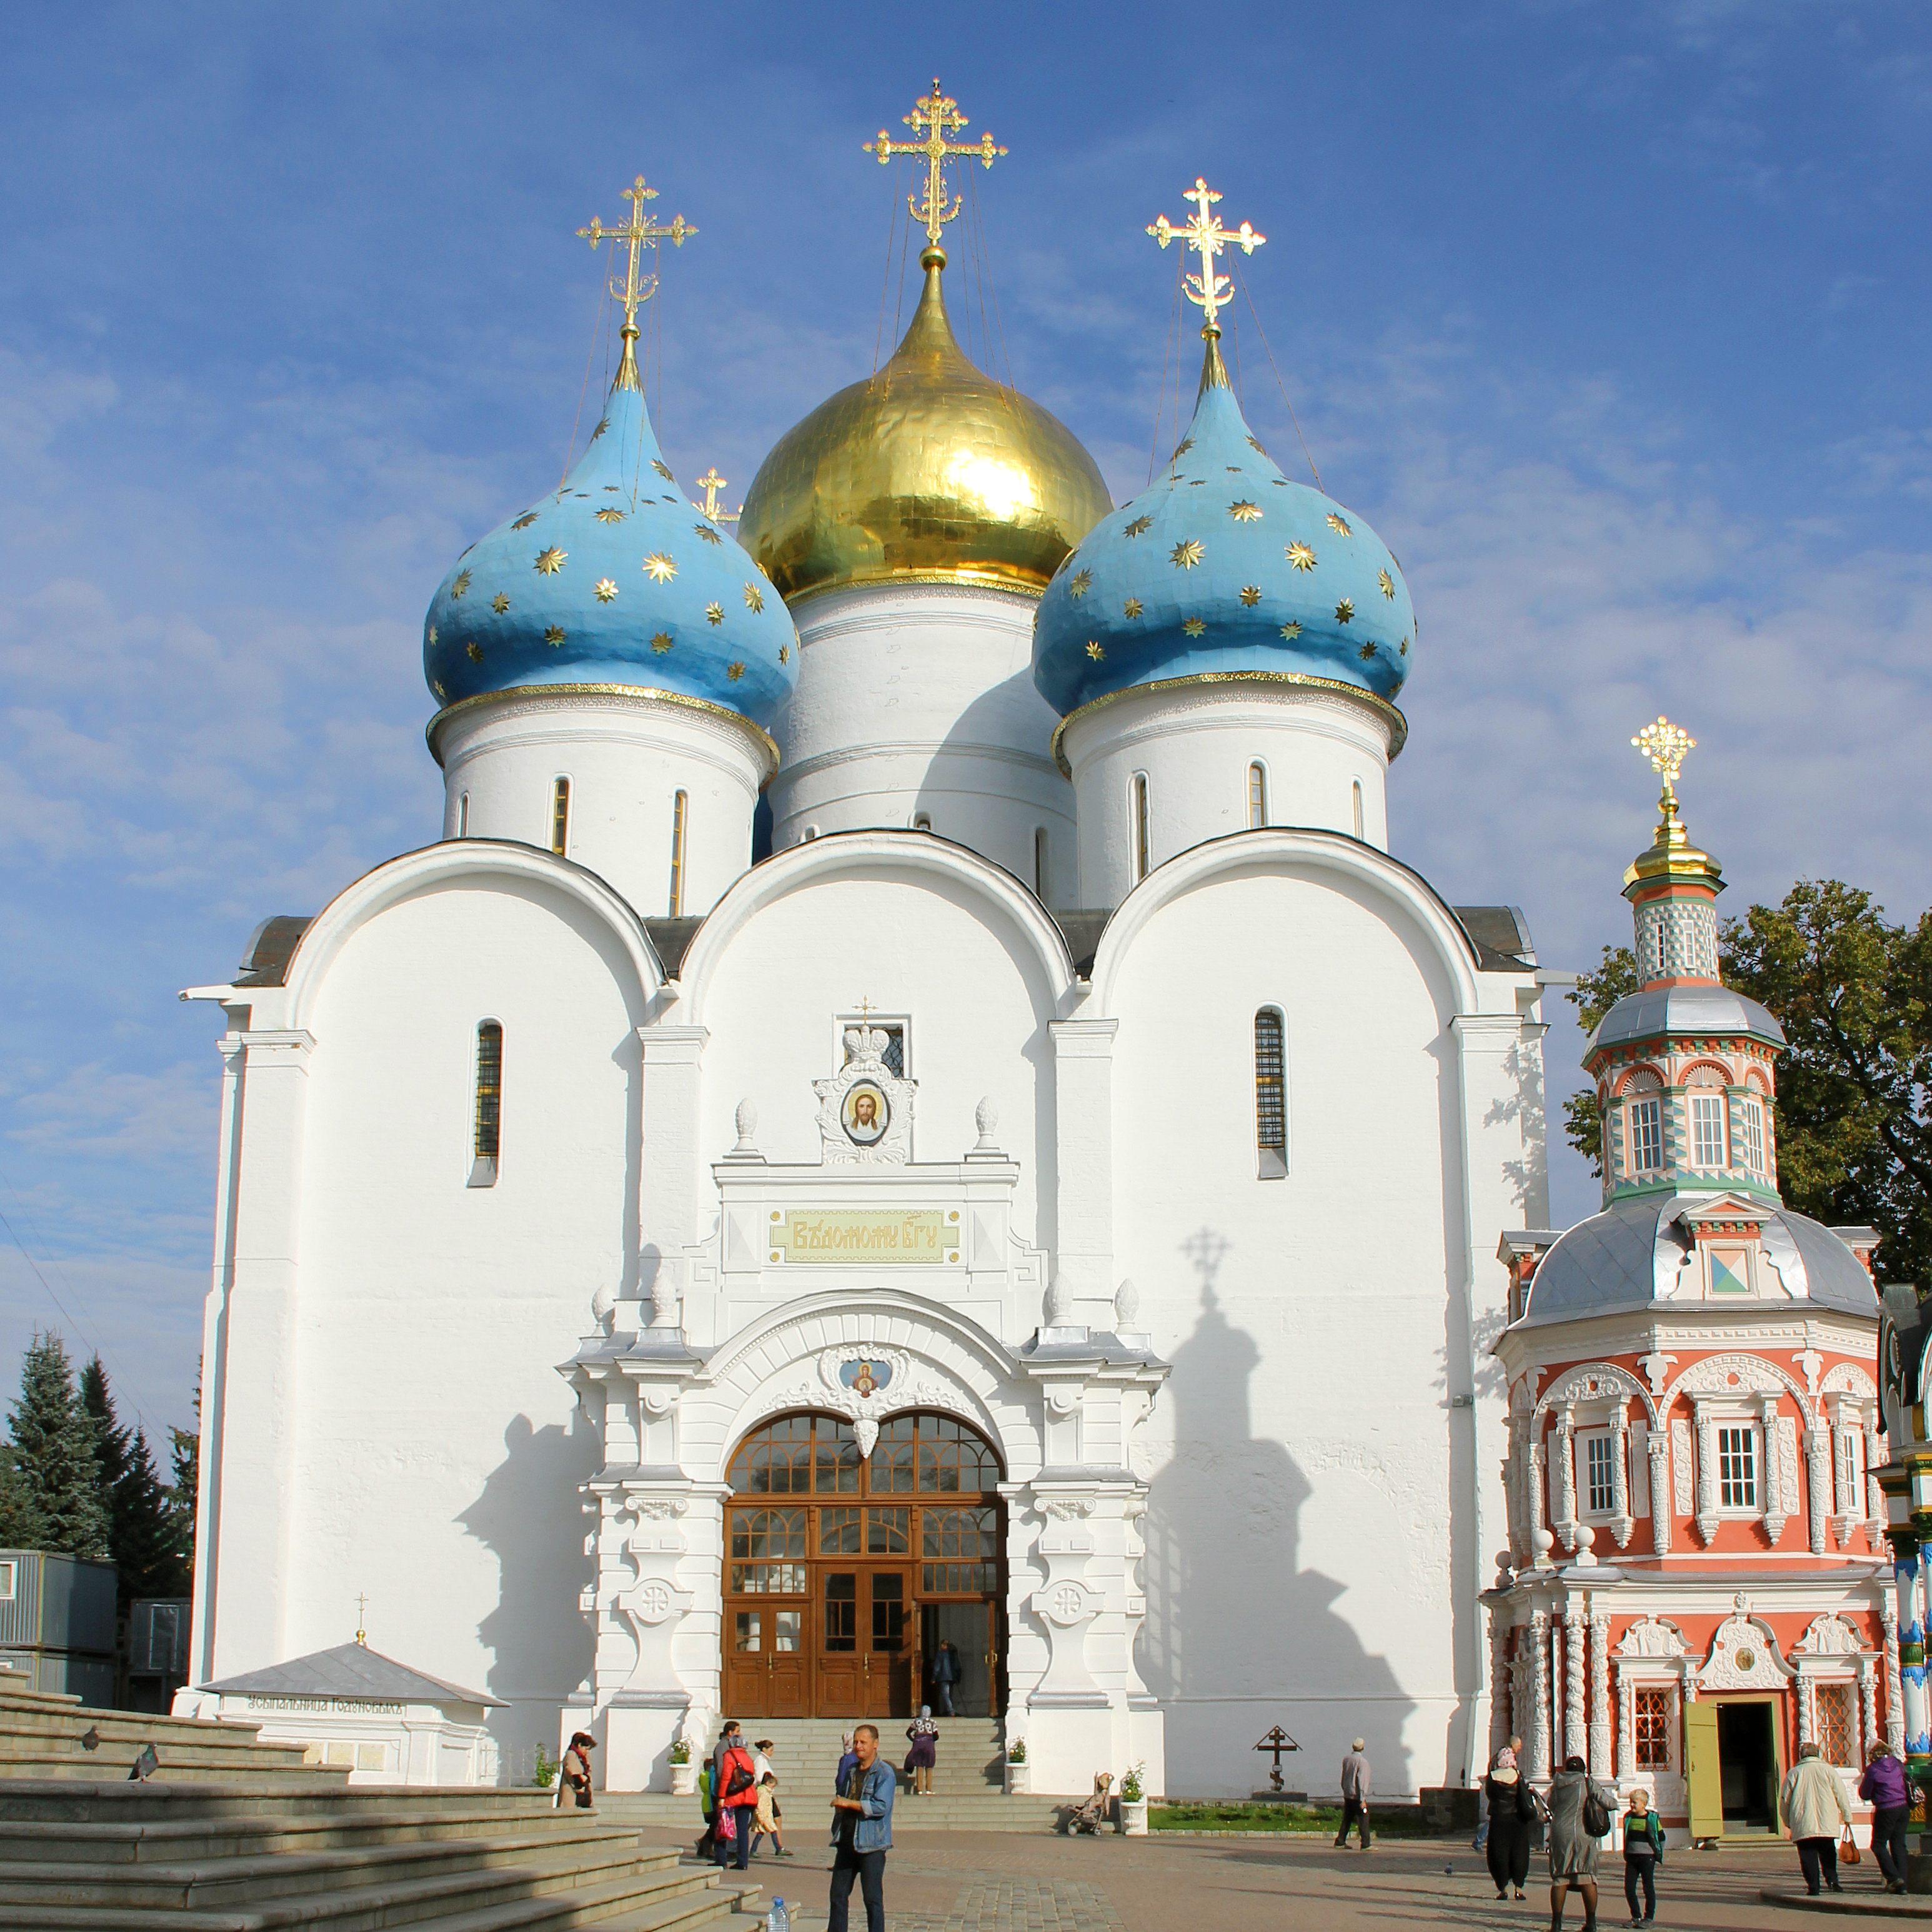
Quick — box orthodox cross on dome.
[354,1592,369,1646]
[577,175,697,391]
[1147,177,1265,338]
[692,467,739,525]
[863,79,1007,251]
[1632,713,1696,821]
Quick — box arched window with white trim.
[1625,1070,1664,1175]
[668,790,689,916]
[1248,762,1267,830]
[1133,774,1151,882]
[469,1020,503,1188]
[1254,1007,1288,1179]
[550,777,570,857]
[1352,779,1365,840]
[457,791,470,838]
[1033,827,1049,900]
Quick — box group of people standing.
[1476,1734,1920,1923]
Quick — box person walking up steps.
[1782,1740,1854,1896]
[1483,1745,1535,1901]
[829,1721,894,1932]
[1621,1788,1664,1926]
[1335,1738,1372,1850]
[905,1706,939,1796]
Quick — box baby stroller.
[1070,1773,1115,1835]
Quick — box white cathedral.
[178,114,1552,1801]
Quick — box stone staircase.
[0,1683,762,1930]
[602,1719,1085,1834]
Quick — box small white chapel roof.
[201,1641,504,1708]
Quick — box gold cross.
[863,79,1007,250]
[577,176,697,391]
[853,996,877,1022]
[692,467,739,525]
[1632,715,1696,820]
[1148,177,1265,337]
[355,1593,369,1646]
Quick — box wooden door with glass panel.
[722,1410,1003,1720]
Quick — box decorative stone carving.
[1696,1596,1796,1692]
[1616,1616,1688,1660]
[1648,1431,1673,1557]
[1043,1275,1072,1326]
[1668,1352,1808,1413]
[591,1281,616,1332]
[812,1027,915,1166]
[971,1096,1000,1155]
[737,1345,955,1459]
[1795,1613,1867,1657]
[1114,1278,1140,1328]
[1638,1352,1678,1398]
[1762,1398,1788,1546]
[729,1098,762,1158]
[1670,1419,1695,1542]
[1589,1613,1611,1777]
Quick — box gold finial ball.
[1631,714,1695,786]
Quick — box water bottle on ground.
[767,1899,789,1932]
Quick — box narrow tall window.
[1352,779,1365,840]
[1717,1425,1757,1508]
[470,1021,502,1187]
[668,790,688,916]
[1740,1098,1765,1176]
[1816,1683,1854,1766]
[1633,1688,1671,1770]
[1628,1095,1663,1173]
[1656,919,1668,977]
[1690,1092,1726,1168]
[457,791,470,837]
[1254,1007,1287,1179]
[1034,827,1049,900]
[1248,762,1267,829]
[1133,774,1151,881]
[550,778,570,856]
[1584,1433,1616,1514]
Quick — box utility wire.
[1233,258,1321,489]
[1148,250,1183,484]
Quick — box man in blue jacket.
[829,1721,894,1932]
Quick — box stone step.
[0,1781,584,1826]
[0,1736,314,1774]
[0,1800,574,1865]
[0,1760,354,1788]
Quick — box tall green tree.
[0,1445,46,1551]
[1563,881,1932,1285]
[8,1334,109,1560]
[79,1356,185,1604]
[168,1360,201,1587]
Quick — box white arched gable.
[1087,827,1486,1018]
[677,829,1078,1027]
[1530,1361,1661,1432]
[280,840,665,1030]
[699,1289,1035,1481]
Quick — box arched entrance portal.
[722,1410,1006,1721]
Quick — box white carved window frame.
[1705,1406,1766,1517]
[1626,1673,1682,1775]
[1800,1668,1861,1767]
[835,1012,912,1077]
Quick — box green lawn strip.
[1150,1803,1440,1836]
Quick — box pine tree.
[0,1445,46,1551]
[79,1357,182,1604]
[167,1360,201,1587]
[8,1333,110,1560]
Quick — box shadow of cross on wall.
[1141,1226,1415,1798]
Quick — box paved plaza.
[638,1824,1872,1931]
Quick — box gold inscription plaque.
[771,1209,947,1263]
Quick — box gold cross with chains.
[1632,714,1696,819]
[577,176,697,391]
[692,467,739,525]
[863,79,1007,250]
[1147,177,1265,337]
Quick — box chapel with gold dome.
[182,83,1561,1828]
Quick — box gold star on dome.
[1358,641,1377,660]
[535,547,567,574]
[863,77,1007,247]
[1229,502,1261,522]
[1398,635,1409,655]
[596,507,626,524]
[1280,620,1302,639]
[1171,539,1203,569]
[595,579,618,602]
[1124,515,1153,537]
[779,644,790,663]
[727,661,745,681]
[451,569,472,598]
[1087,640,1105,660]
[1327,513,1352,536]
[1247,436,1268,455]
[1378,568,1395,599]
[512,512,539,530]
[652,460,675,482]
[1069,569,1093,599]
[1287,542,1317,570]
[492,593,510,614]
[466,641,483,662]
[1183,617,1207,636]
[1240,585,1262,607]
[694,522,724,545]
[589,416,610,443]
[427,624,438,647]
[651,632,674,653]
[705,601,724,625]
[545,625,565,645]
[643,553,677,582]
[432,679,448,700]
[1335,598,1355,623]
[744,583,765,612]
[1123,597,1143,617]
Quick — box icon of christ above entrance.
[722,1410,1005,1720]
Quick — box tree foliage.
[168,1359,201,1587]
[1561,880,1932,1285]
[7,1334,109,1560]
[81,1356,187,1604]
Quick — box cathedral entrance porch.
[722,1410,1005,1723]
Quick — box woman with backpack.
[1546,1753,1620,1931]
[1482,1746,1536,1901]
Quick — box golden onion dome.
[740,247,1112,604]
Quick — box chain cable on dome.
[1232,257,1321,490]
[966,169,1018,405]
[1148,247,1183,485]
[873,160,902,375]
[889,159,915,364]
[562,239,610,490]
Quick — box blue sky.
[2,2,1928,1438]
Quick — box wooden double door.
[720,1410,1005,1722]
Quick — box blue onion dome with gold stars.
[422,371,797,727]
[1032,334,1414,727]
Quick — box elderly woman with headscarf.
[1482,1745,1536,1900]
[905,1706,939,1795]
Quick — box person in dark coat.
[1482,1746,1536,1900]
[1861,1742,1913,1895]
[931,1640,962,1716]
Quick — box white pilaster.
[1048,1019,1117,1308]
[1588,1611,1611,1778]
[1648,1432,1672,1557]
